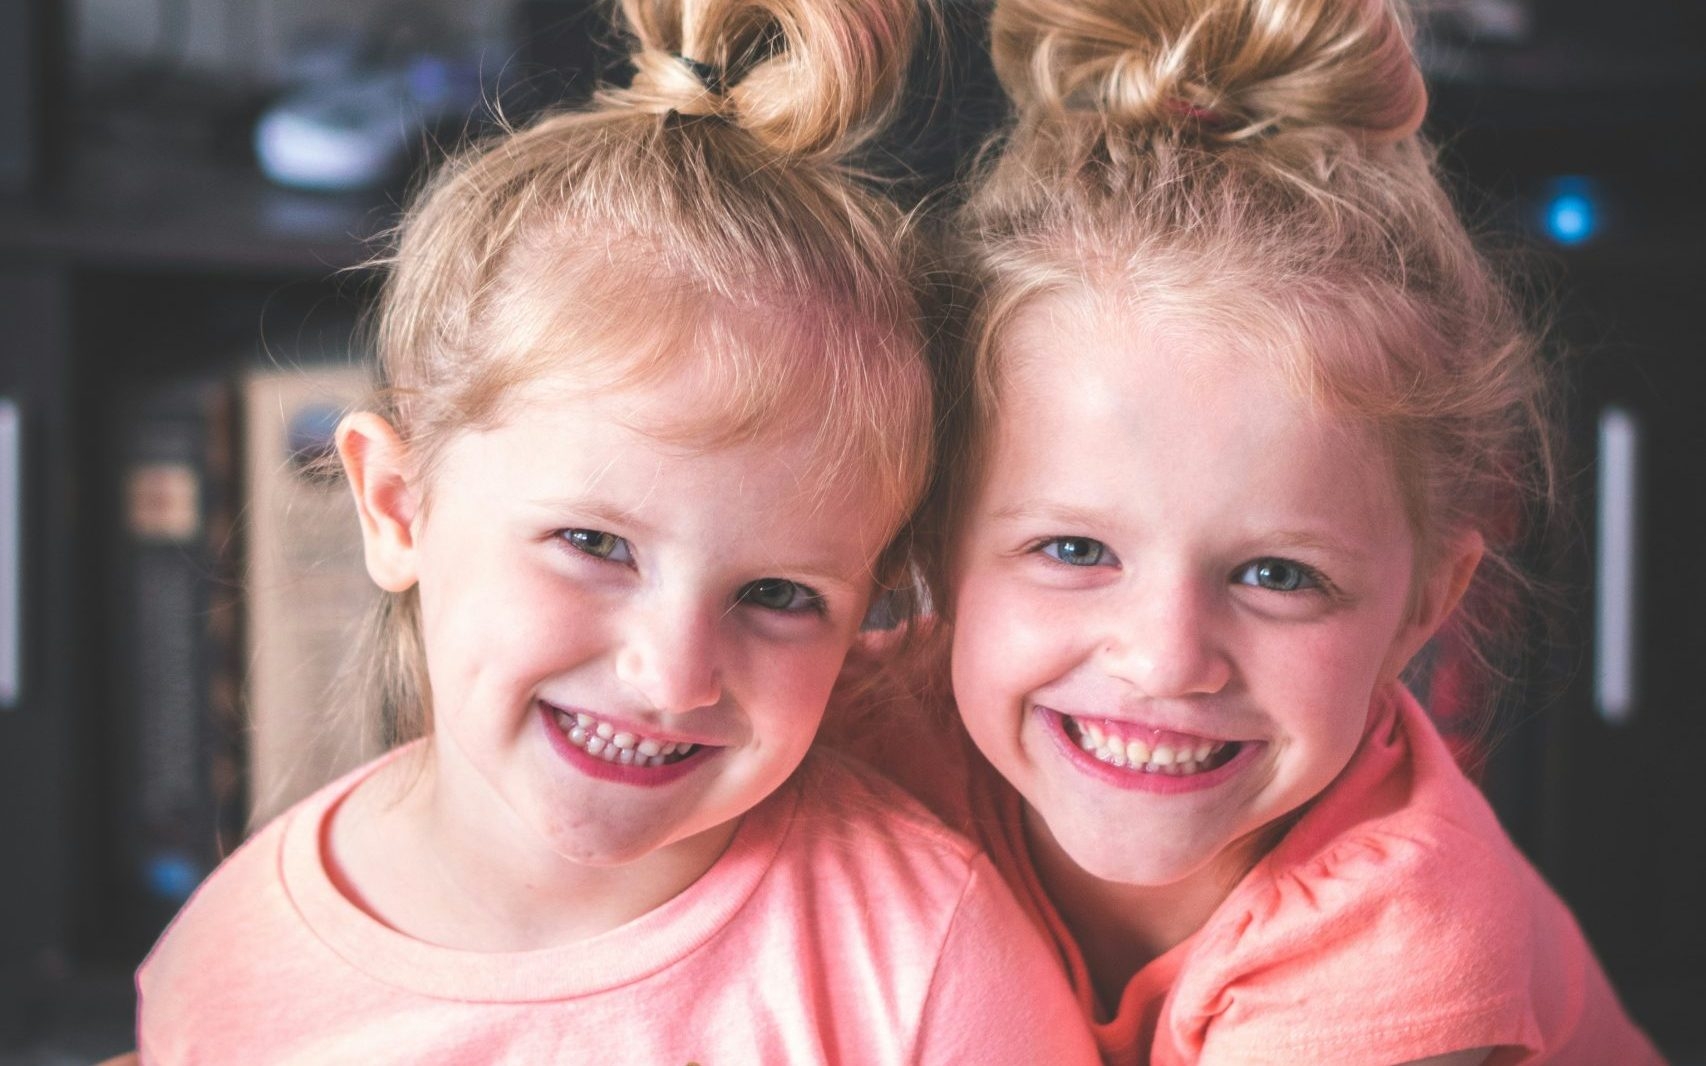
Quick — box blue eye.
[1235,558,1321,592]
[562,529,633,564]
[739,578,825,615]
[1039,537,1112,567]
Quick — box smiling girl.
[855,0,1665,1062]
[132,1,1097,1061]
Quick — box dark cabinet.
[0,146,381,1049]
[1435,73,1706,1055]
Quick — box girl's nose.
[1096,580,1232,699]
[614,596,724,714]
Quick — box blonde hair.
[358,0,934,745]
[930,0,1557,690]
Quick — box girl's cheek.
[954,571,1062,685]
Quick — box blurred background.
[1,0,1702,1061]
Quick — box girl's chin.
[1021,795,1275,893]
[536,809,739,872]
[1058,834,1224,889]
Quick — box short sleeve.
[1177,826,1544,1066]
[913,855,1100,1066]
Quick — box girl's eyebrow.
[988,501,1373,562]
[528,494,869,588]
[527,495,656,535]
[987,501,1109,528]
[772,565,868,596]
[1259,530,1371,564]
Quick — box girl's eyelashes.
[1033,536,1117,568]
[560,528,634,565]
[738,577,827,616]
[1233,557,1327,594]
[1026,537,1332,596]
[555,532,825,616]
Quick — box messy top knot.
[991,0,1425,144]
[616,0,915,158]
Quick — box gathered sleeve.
[1164,821,1545,1066]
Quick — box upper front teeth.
[558,710,697,768]
[1074,721,1226,775]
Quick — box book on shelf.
[111,375,244,934]
[242,364,377,830]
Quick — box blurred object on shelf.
[1535,177,1602,248]
[1415,0,1703,89]
[255,20,486,192]
[1416,0,1535,46]
[107,375,244,941]
[243,364,378,830]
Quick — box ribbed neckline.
[279,745,797,1003]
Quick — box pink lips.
[1036,706,1260,795]
[538,703,715,788]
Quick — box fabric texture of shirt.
[848,683,1663,1065]
[136,746,1099,1065]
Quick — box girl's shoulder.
[1211,779,1536,1011]
[788,746,987,873]
[137,803,298,989]
[774,747,1045,966]
[1170,689,1622,1063]
[136,751,402,1053]
[1212,689,1533,965]
[771,750,1099,1065]
[1236,686,1530,917]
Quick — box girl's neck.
[1021,804,1269,1018]
[327,746,738,952]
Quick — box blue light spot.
[145,853,203,902]
[1542,179,1600,246]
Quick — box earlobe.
[1383,530,1486,681]
[337,412,422,593]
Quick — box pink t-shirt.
[849,685,1663,1065]
[136,747,1098,1065]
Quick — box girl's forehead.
[989,293,1404,516]
[465,244,928,539]
[491,346,913,522]
[1001,292,1261,405]
[501,360,794,457]
[1001,287,1373,442]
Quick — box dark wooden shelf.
[0,139,395,277]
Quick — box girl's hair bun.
[991,0,1427,143]
[618,0,917,158]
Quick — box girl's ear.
[1382,529,1486,681]
[337,412,423,593]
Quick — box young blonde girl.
[134,1,1097,1061]
[856,0,1665,1062]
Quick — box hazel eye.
[562,529,633,564]
[1235,558,1320,592]
[739,578,824,615]
[1039,537,1112,567]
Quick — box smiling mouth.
[1061,715,1243,776]
[549,708,704,769]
